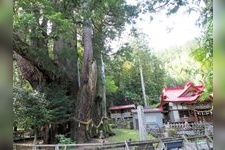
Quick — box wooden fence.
[13,135,213,150]
[163,121,205,129]
[13,140,155,150]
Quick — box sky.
[110,3,202,52]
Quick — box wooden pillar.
[101,54,107,117]
[139,64,148,107]
[194,110,198,122]
[55,145,59,150]
[137,105,147,141]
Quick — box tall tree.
[74,0,98,143]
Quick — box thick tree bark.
[90,21,112,138]
[13,33,59,81]
[90,48,106,138]
[42,124,50,144]
[75,15,97,142]
[14,53,44,90]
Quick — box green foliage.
[102,119,113,137]
[105,76,118,94]
[13,84,50,129]
[14,12,36,29]
[106,33,165,106]
[168,128,177,138]
[156,41,203,87]
[134,0,188,18]
[57,134,74,144]
[13,62,72,129]
[43,84,73,123]
[14,0,75,42]
[191,0,213,95]
[13,62,45,129]
[13,81,73,130]
[91,0,140,50]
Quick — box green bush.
[57,134,74,144]
[168,128,177,138]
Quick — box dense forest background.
[13,0,212,143]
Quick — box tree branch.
[13,32,59,81]
[154,0,171,11]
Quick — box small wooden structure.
[158,82,213,123]
[109,104,135,120]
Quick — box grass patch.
[107,128,154,142]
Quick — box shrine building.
[109,104,135,120]
[157,82,213,123]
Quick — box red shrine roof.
[159,82,204,105]
[109,104,136,111]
